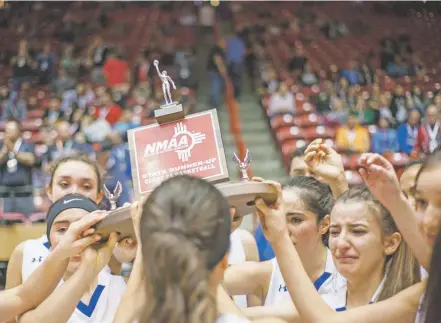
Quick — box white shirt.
[217,313,250,323]
[268,92,295,116]
[264,248,346,308]
[22,235,51,282]
[22,235,125,323]
[228,230,247,308]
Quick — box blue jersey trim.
[313,272,331,291]
[77,285,105,317]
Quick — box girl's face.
[49,208,91,273]
[329,201,400,281]
[46,161,103,204]
[415,165,441,248]
[282,190,327,256]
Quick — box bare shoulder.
[236,228,259,262]
[5,241,26,288]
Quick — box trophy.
[216,150,278,217]
[152,60,185,124]
[94,182,135,242]
[103,182,122,210]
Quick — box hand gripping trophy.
[153,60,176,106]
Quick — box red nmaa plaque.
[128,109,229,198]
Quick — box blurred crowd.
[0,1,200,218]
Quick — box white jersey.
[333,275,386,311]
[264,248,346,308]
[22,235,51,281]
[217,313,250,323]
[65,268,126,323]
[228,229,247,308]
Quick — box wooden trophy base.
[215,181,278,217]
[154,103,185,124]
[94,206,134,244]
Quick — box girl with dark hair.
[113,175,283,323]
[223,176,346,321]
[5,153,136,322]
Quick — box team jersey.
[64,268,126,323]
[22,235,51,282]
[333,275,386,311]
[264,248,347,308]
[21,235,126,322]
[228,229,248,308]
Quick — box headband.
[46,193,99,246]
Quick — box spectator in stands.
[226,31,246,98]
[268,82,295,117]
[433,94,441,114]
[103,48,129,88]
[207,40,227,109]
[51,68,76,97]
[1,89,27,121]
[260,67,279,94]
[132,51,151,87]
[0,118,36,216]
[76,83,96,110]
[340,60,362,86]
[371,117,398,154]
[60,44,75,75]
[386,55,409,78]
[335,111,370,153]
[336,77,350,103]
[356,95,378,125]
[88,36,109,84]
[327,97,348,125]
[36,42,56,85]
[11,41,34,90]
[380,38,396,71]
[360,54,375,85]
[113,109,140,138]
[378,94,395,126]
[411,85,425,113]
[288,46,307,73]
[389,85,407,124]
[313,80,334,115]
[43,96,65,127]
[299,62,318,86]
[397,108,421,154]
[45,120,94,164]
[93,90,123,126]
[415,104,441,155]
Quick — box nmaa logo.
[144,122,206,162]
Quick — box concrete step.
[242,133,274,146]
[240,121,269,133]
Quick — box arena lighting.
[211,0,220,7]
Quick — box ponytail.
[143,232,217,323]
[377,240,421,301]
[139,175,231,323]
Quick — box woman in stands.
[17,193,123,323]
[254,144,440,323]
[112,175,283,323]
[5,153,135,316]
[224,176,346,321]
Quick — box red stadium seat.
[303,126,336,141]
[28,212,46,223]
[293,113,322,128]
[0,212,27,224]
[276,126,305,143]
[270,114,295,130]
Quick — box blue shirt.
[397,123,418,154]
[255,224,275,261]
[226,36,246,64]
[340,69,362,86]
[372,129,398,154]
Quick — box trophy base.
[215,181,278,217]
[94,206,135,245]
[154,103,185,124]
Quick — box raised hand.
[82,232,119,275]
[53,210,108,259]
[358,153,402,210]
[304,139,344,182]
[252,177,289,246]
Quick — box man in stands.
[335,111,370,153]
[268,82,295,117]
[415,104,441,156]
[397,108,421,154]
[0,118,36,217]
